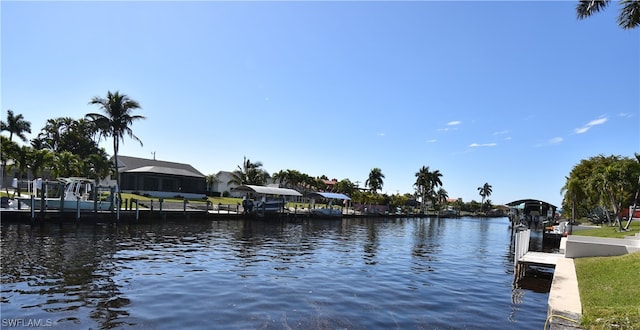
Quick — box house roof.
[116,155,205,178]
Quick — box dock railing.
[514,229,530,267]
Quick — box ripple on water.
[1,218,549,329]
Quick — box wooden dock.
[514,229,562,281]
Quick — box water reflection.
[1,217,550,329]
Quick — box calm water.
[1,217,550,329]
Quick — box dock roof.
[307,192,351,200]
[233,185,302,196]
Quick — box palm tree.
[561,175,585,223]
[414,166,443,213]
[86,91,145,199]
[228,157,269,186]
[29,148,54,180]
[576,0,640,29]
[1,110,31,191]
[414,166,429,211]
[1,110,31,143]
[205,173,219,194]
[6,145,32,196]
[51,151,81,178]
[435,187,449,215]
[477,182,492,211]
[366,167,385,194]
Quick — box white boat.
[308,192,351,218]
[16,177,113,211]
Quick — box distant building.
[212,171,244,198]
[113,155,206,199]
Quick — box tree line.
[2,93,496,212]
[1,91,144,201]
[561,154,640,228]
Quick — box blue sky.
[2,1,638,207]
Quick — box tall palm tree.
[414,166,429,211]
[414,166,443,213]
[86,91,145,199]
[576,0,640,29]
[366,167,385,194]
[1,110,31,143]
[477,182,492,211]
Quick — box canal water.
[1,217,550,329]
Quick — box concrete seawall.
[548,257,582,329]
[547,234,640,329]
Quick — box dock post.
[514,229,531,282]
[30,195,35,221]
[76,199,80,220]
[135,199,139,221]
[116,194,120,222]
[183,198,187,215]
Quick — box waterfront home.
[111,155,206,199]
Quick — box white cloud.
[586,118,608,126]
[535,137,565,147]
[504,136,512,141]
[469,143,497,147]
[377,132,385,137]
[618,112,634,118]
[549,137,563,144]
[426,139,437,143]
[447,121,461,126]
[575,116,608,134]
[493,130,509,136]
[574,127,590,134]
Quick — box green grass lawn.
[575,252,640,329]
[573,220,640,238]
[571,220,640,329]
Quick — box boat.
[16,177,113,211]
[439,207,458,218]
[1,196,16,209]
[310,207,343,217]
[307,192,351,218]
[234,184,303,218]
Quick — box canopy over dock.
[306,192,351,200]
[233,185,302,197]
[506,199,558,219]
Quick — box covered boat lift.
[306,192,351,218]
[233,185,303,217]
[307,192,351,201]
[506,199,558,226]
[233,185,303,197]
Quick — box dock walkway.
[514,229,582,329]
